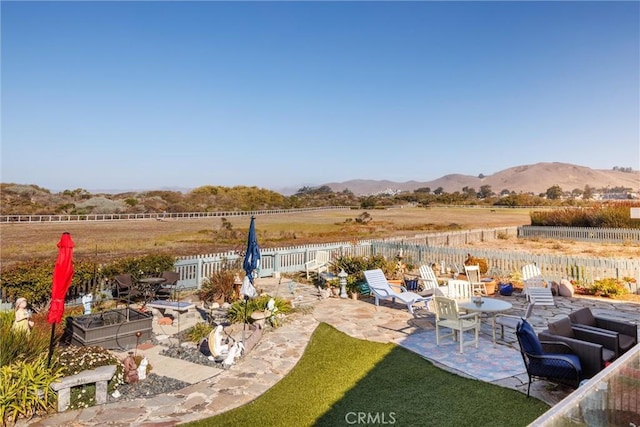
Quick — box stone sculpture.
[137,356,148,380]
[82,293,93,315]
[222,341,244,369]
[123,351,139,384]
[12,297,34,334]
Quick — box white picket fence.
[519,225,640,243]
[173,226,639,293]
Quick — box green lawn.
[185,323,549,427]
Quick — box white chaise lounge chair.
[522,263,554,305]
[418,264,440,296]
[363,269,431,315]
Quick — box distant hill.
[318,162,640,196]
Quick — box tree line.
[0,182,636,216]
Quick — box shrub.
[101,254,176,282]
[328,254,390,292]
[227,295,292,326]
[497,231,510,240]
[464,255,489,274]
[584,278,629,298]
[0,260,57,311]
[0,254,175,310]
[187,323,213,343]
[199,269,243,304]
[530,202,640,228]
[0,311,51,367]
[0,354,61,425]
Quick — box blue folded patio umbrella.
[241,216,260,341]
[242,216,260,293]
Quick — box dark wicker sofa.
[568,307,638,358]
[538,317,617,379]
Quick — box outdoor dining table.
[137,277,167,301]
[458,297,513,344]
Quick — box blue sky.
[2,1,639,193]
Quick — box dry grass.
[1,206,638,267]
[0,207,529,266]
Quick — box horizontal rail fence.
[371,242,640,291]
[518,226,640,243]
[0,206,350,223]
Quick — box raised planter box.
[66,308,152,349]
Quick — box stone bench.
[146,300,196,320]
[50,365,117,412]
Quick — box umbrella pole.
[46,322,56,368]
[242,295,249,344]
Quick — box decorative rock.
[559,279,575,297]
[158,317,173,326]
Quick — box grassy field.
[0,207,532,267]
[2,206,638,270]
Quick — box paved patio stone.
[20,277,639,426]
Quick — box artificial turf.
[185,323,549,427]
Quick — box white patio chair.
[494,302,535,343]
[439,279,472,300]
[418,264,440,296]
[363,269,431,315]
[464,264,486,296]
[433,296,480,353]
[304,250,330,279]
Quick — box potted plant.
[346,277,363,300]
[496,270,518,296]
[198,270,242,306]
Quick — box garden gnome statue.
[82,293,93,315]
[137,356,148,380]
[12,297,34,335]
[123,351,139,384]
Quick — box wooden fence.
[2,226,638,308]
[369,242,639,292]
[171,226,639,293]
[519,226,640,243]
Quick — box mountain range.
[309,162,639,196]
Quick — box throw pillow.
[548,317,574,338]
[569,307,596,326]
